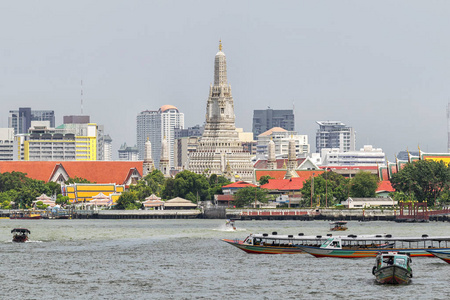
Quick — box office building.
[252,108,294,139]
[9,107,55,134]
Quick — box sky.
[1,1,450,160]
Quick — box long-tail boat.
[426,249,450,264]
[298,235,450,258]
[222,233,375,254]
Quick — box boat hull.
[374,265,412,284]
[298,245,450,258]
[12,235,28,243]
[427,250,450,264]
[222,239,308,254]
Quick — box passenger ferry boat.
[426,250,450,264]
[223,233,347,254]
[298,235,450,258]
[372,252,412,284]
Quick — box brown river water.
[1,219,449,299]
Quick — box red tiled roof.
[222,181,257,189]
[255,169,323,181]
[254,158,305,169]
[376,180,394,193]
[0,161,143,184]
[320,165,379,170]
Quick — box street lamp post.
[325,168,328,208]
[311,173,315,208]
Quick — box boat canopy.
[11,228,30,234]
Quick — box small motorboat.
[329,221,347,231]
[11,228,31,243]
[426,250,450,264]
[372,251,412,284]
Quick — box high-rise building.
[136,106,184,169]
[9,107,55,134]
[186,41,254,182]
[101,134,113,161]
[252,108,295,139]
[315,121,355,153]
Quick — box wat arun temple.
[186,42,254,182]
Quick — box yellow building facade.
[65,183,125,203]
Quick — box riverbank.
[2,208,450,221]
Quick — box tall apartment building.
[0,128,14,160]
[9,107,55,134]
[316,121,356,153]
[252,108,295,139]
[136,106,184,169]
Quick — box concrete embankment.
[226,209,397,221]
[73,210,201,219]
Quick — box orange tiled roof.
[222,181,257,189]
[0,161,143,184]
[261,177,306,190]
[255,169,323,181]
[376,180,394,193]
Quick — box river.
[1,219,449,299]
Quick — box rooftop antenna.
[81,80,84,115]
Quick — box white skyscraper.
[136,106,184,169]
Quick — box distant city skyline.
[1,1,449,159]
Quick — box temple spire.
[219,40,222,51]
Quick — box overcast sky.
[1,1,449,160]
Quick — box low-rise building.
[341,197,397,208]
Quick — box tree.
[207,174,231,200]
[233,187,268,208]
[300,171,350,207]
[390,160,450,206]
[162,170,210,202]
[65,177,92,184]
[259,175,274,186]
[115,191,140,210]
[56,194,70,206]
[350,171,379,198]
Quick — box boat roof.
[330,221,347,225]
[11,228,30,234]
[325,234,450,242]
[250,233,450,242]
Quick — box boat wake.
[213,225,246,232]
